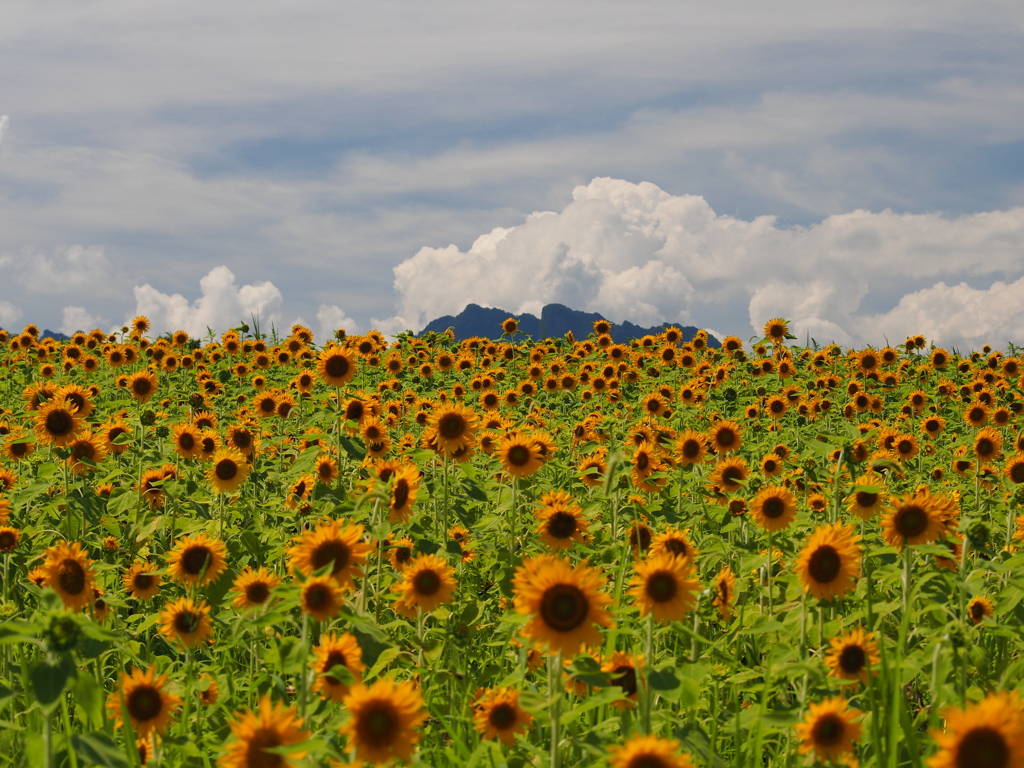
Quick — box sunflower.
[963,401,989,428]
[220,695,310,768]
[392,553,457,618]
[317,345,357,388]
[513,555,614,657]
[341,679,426,765]
[66,432,106,475]
[823,627,880,686]
[0,526,19,552]
[846,474,887,521]
[207,447,251,495]
[138,467,170,508]
[928,690,1024,768]
[300,575,345,622]
[472,687,533,746]
[126,370,158,403]
[974,427,1003,462]
[158,597,213,650]
[172,423,204,460]
[496,431,544,479]
[628,553,700,624]
[106,665,181,739]
[167,533,228,588]
[608,733,694,768]
[795,696,862,762]
[34,400,83,447]
[312,632,365,702]
[124,562,162,601]
[712,566,736,622]
[764,318,790,343]
[603,651,644,711]
[967,595,995,625]
[231,566,280,610]
[649,528,697,566]
[424,403,478,459]
[749,485,797,531]
[288,518,371,590]
[630,444,668,493]
[315,454,339,485]
[226,424,258,457]
[386,536,415,571]
[578,451,608,487]
[387,465,419,524]
[881,488,956,549]
[536,490,589,550]
[795,523,861,601]
[0,468,16,495]
[55,383,95,419]
[4,431,34,462]
[709,420,743,455]
[43,541,96,611]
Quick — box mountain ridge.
[419,303,718,346]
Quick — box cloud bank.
[378,178,1024,349]
[130,266,283,339]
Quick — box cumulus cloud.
[131,266,283,338]
[316,304,361,341]
[60,306,107,335]
[381,177,1024,349]
[0,115,7,148]
[0,299,22,328]
[21,244,114,294]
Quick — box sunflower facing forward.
[220,695,310,768]
[881,487,957,549]
[795,523,862,601]
[288,518,371,590]
[472,687,534,746]
[535,490,590,550]
[107,665,181,740]
[341,679,426,765]
[43,541,97,611]
[825,627,880,685]
[928,690,1024,768]
[392,553,457,618]
[167,533,228,588]
[159,597,213,650]
[513,555,615,657]
[628,553,701,624]
[750,485,797,531]
[207,447,251,495]
[795,696,862,762]
[311,632,365,702]
[608,733,694,768]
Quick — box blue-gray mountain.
[419,303,718,346]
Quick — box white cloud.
[59,305,105,335]
[22,244,113,294]
[316,304,361,341]
[385,177,1024,348]
[0,299,22,327]
[0,115,8,148]
[862,278,1024,351]
[131,265,283,339]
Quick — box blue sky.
[1,1,1023,348]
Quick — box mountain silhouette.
[419,303,718,346]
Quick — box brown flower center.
[173,610,199,634]
[311,540,350,575]
[763,498,785,518]
[645,571,678,603]
[838,644,866,674]
[215,460,238,481]
[358,703,397,746]
[322,650,348,684]
[811,713,845,746]
[489,702,517,730]
[506,445,532,467]
[808,546,841,584]
[894,505,928,538]
[611,665,638,697]
[956,727,1009,768]
[539,584,589,632]
[245,727,285,768]
[413,569,441,596]
[56,559,86,595]
[546,511,577,540]
[181,546,213,575]
[46,409,74,437]
[325,355,350,379]
[127,685,162,722]
[246,582,270,604]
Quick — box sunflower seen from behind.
[341,678,426,766]
[513,554,615,657]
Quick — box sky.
[1,1,1023,350]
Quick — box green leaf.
[72,732,131,768]
[30,656,74,711]
[73,674,104,730]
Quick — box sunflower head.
[341,679,426,765]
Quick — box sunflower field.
[0,316,1022,768]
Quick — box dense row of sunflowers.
[0,314,1022,768]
